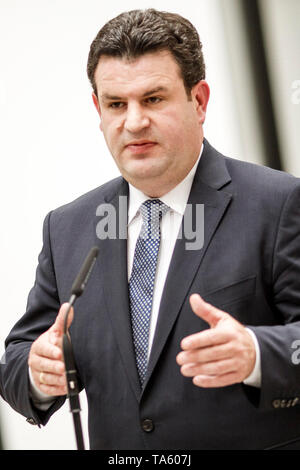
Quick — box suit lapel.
[143,141,233,390]
[93,178,142,401]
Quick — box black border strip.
[240,0,283,170]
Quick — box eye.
[109,102,125,109]
[146,96,162,104]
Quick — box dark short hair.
[87,9,206,98]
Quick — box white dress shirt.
[127,150,202,359]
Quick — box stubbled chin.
[122,156,170,181]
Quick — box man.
[1,9,300,450]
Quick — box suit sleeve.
[0,211,66,425]
[249,182,300,410]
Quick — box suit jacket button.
[141,419,154,432]
[292,397,299,407]
[272,399,281,408]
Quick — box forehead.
[94,50,184,97]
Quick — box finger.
[180,328,232,351]
[180,358,236,377]
[51,303,74,336]
[177,342,234,365]
[189,294,225,327]
[31,338,62,360]
[48,330,64,349]
[38,383,68,397]
[192,371,240,388]
[37,371,67,387]
[30,356,65,375]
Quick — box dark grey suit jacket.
[2,140,300,449]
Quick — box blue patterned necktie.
[129,199,169,385]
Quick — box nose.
[124,103,150,133]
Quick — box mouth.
[125,141,157,154]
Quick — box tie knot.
[140,199,169,224]
[139,199,169,239]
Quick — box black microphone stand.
[61,247,99,450]
[62,297,84,450]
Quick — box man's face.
[93,50,209,197]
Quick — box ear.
[92,92,103,131]
[191,80,210,125]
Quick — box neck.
[128,161,200,198]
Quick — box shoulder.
[221,155,300,227]
[49,176,126,222]
[224,154,300,196]
[201,140,300,206]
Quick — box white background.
[0,0,299,450]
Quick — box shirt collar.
[128,143,203,224]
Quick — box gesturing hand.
[176,294,256,387]
[28,303,74,396]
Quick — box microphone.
[62,246,99,451]
[63,246,99,333]
[71,246,99,297]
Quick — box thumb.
[51,303,74,337]
[189,293,225,328]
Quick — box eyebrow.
[101,86,168,101]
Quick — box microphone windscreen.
[71,246,99,297]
